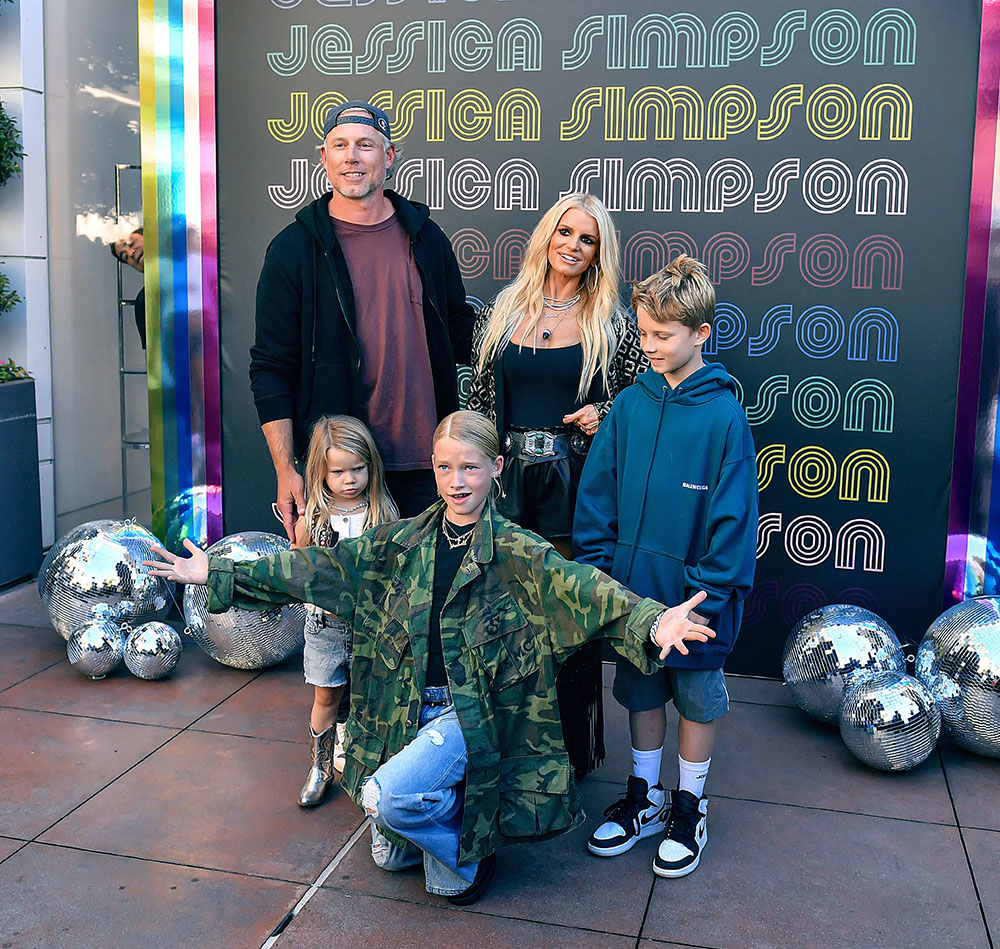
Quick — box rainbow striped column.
[138,0,222,547]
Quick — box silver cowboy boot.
[298,723,336,807]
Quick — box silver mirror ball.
[67,620,126,679]
[839,671,941,771]
[183,531,306,670]
[782,604,905,723]
[40,520,175,640]
[916,597,1000,758]
[124,622,183,680]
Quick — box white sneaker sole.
[587,816,668,857]
[652,829,707,878]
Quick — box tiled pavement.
[1,578,997,949]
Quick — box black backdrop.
[217,1,981,675]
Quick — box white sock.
[631,747,663,789]
[678,755,711,798]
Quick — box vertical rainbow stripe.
[949,0,1000,600]
[138,0,222,546]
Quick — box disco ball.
[782,604,904,723]
[67,620,125,679]
[40,520,175,640]
[915,597,1000,758]
[182,531,305,670]
[124,622,183,680]
[838,671,941,771]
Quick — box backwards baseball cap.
[322,100,393,143]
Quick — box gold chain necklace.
[441,514,475,549]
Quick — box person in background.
[110,227,145,349]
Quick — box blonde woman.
[467,193,647,774]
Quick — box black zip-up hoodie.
[250,190,475,460]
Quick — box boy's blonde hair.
[475,192,626,401]
[631,255,715,329]
[303,415,398,540]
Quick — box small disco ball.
[782,604,904,723]
[838,671,941,771]
[123,622,183,680]
[40,519,175,640]
[182,531,305,670]
[915,597,1000,758]
[67,620,125,680]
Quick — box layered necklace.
[540,292,581,340]
[441,513,475,549]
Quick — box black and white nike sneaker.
[587,776,668,857]
[652,788,708,877]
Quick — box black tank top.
[502,342,584,428]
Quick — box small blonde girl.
[295,415,398,807]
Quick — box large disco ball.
[915,597,1000,758]
[839,671,941,771]
[67,620,125,679]
[40,520,175,640]
[782,604,904,723]
[124,622,183,680]
[183,531,305,670]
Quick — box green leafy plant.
[0,99,24,187]
[0,358,31,383]
[0,271,19,314]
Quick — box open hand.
[653,590,715,660]
[143,539,209,586]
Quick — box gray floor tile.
[641,796,988,949]
[0,706,177,839]
[0,842,302,949]
[40,729,365,884]
[284,889,635,948]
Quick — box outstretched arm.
[145,540,209,585]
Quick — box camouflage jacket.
[206,502,666,866]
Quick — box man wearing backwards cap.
[251,100,476,533]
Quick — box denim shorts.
[612,657,729,723]
[302,610,352,688]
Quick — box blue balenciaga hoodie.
[573,362,758,669]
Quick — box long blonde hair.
[475,192,625,401]
[303,415,398,539]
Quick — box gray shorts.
[302,610,352,688]
[613,657,729,723]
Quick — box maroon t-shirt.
[333,213,436,470]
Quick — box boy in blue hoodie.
[574,255,758,878]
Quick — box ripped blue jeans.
[361,699,480,896]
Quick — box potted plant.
[0,75,41,585]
